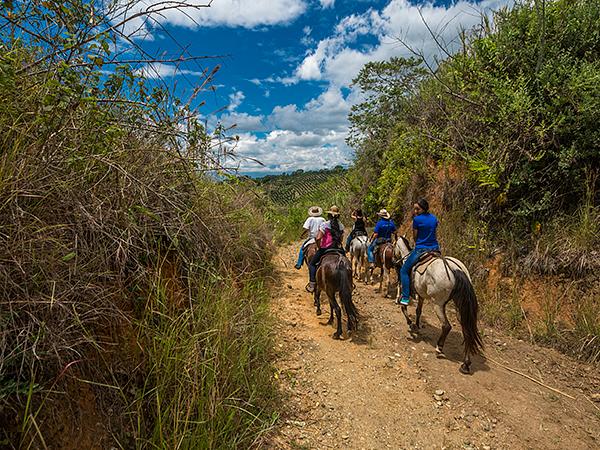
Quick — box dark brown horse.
[370,242,395,297]
[313,252,359,339]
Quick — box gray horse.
[349,235,368,283]
[394,236,484,374]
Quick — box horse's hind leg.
[415,296,424,329]
[433,303,452,357]
[400,305,413,330]
[330,293,342,339]
[314,288,322,316]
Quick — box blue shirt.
[374,219,396,240]
[413,213,439,249]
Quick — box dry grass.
[0,37,276,448]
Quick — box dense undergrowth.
[0,2,277,448]
[348,0,599,363]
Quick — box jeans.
[368,237,390,263]
[399,247,439,300]
[309,248,329,282]
[296,238,311,267]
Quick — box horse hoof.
[459,364,471,375]
[332,333,341,340]
[410,324,419,333]
[316,309,322,316]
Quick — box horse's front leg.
[400,305,414,331]
[383,267,391,298]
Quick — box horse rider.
[397,198,440,306]
[307,205,344,293]
[368,208,397,268]
[295,206,326,269]
[344,208,368,252]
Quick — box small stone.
[435,389,445,396]
[342,434,350,440]
[483,446,491,450]
[591,393,600,402]
[472,410,480,417]
[287,284,293,289]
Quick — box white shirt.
[303,216,326,238]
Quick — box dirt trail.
[269,244,600,449]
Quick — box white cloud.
[137,62,204,78]
[227,90,245,111]
[114,0,307,37]
[319,0,335,9]
[219,86,357,172]
[292,0,511,86]
[229,130,351,174]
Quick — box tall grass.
[0,13,279,447]
[133,273,277,449]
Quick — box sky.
[120,0,512,176]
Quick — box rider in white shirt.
[295,206,326,269]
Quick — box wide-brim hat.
[327,205,341,217]
[308,206,323,217]
[377,208,391,219]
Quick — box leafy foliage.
[350,0,599,229]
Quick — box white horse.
[394,236,484,374]
[349,235,369,283]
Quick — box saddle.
[302,238,316,249]
[317,248,346,265]
[412,250,442,275]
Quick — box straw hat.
[327,205,341,217]
[308,206,323,217]
[377,208,391,219]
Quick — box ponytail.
[329,214,342,247]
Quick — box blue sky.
[119,0,511,176]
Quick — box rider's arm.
[315,230,324,248]
[300,228,308,239]
[412,228,418,244]
[371,232,378,242]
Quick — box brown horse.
[313,252,359,339]
[303,242,318,267]
[370,241,395,297]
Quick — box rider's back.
[413,213,439,249]
[304,216,325,239]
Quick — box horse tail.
[450,269,484,356]
[339,263,359,329]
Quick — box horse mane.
[400,235,412,251]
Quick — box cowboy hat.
[327,205,341,217]
[308,206,323,217]
[377,208,391,219]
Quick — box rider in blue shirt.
[397,198,440,306]
[368,209,397,264]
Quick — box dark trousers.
[309,248,328,282]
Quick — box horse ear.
[402,233,407,238]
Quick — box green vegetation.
[257,168,352,242]
[348,0,599,362]
[0,2,276,448]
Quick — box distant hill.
[256,166,349,206]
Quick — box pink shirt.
[319,220,345,249]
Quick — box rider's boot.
[397,296,410,306]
